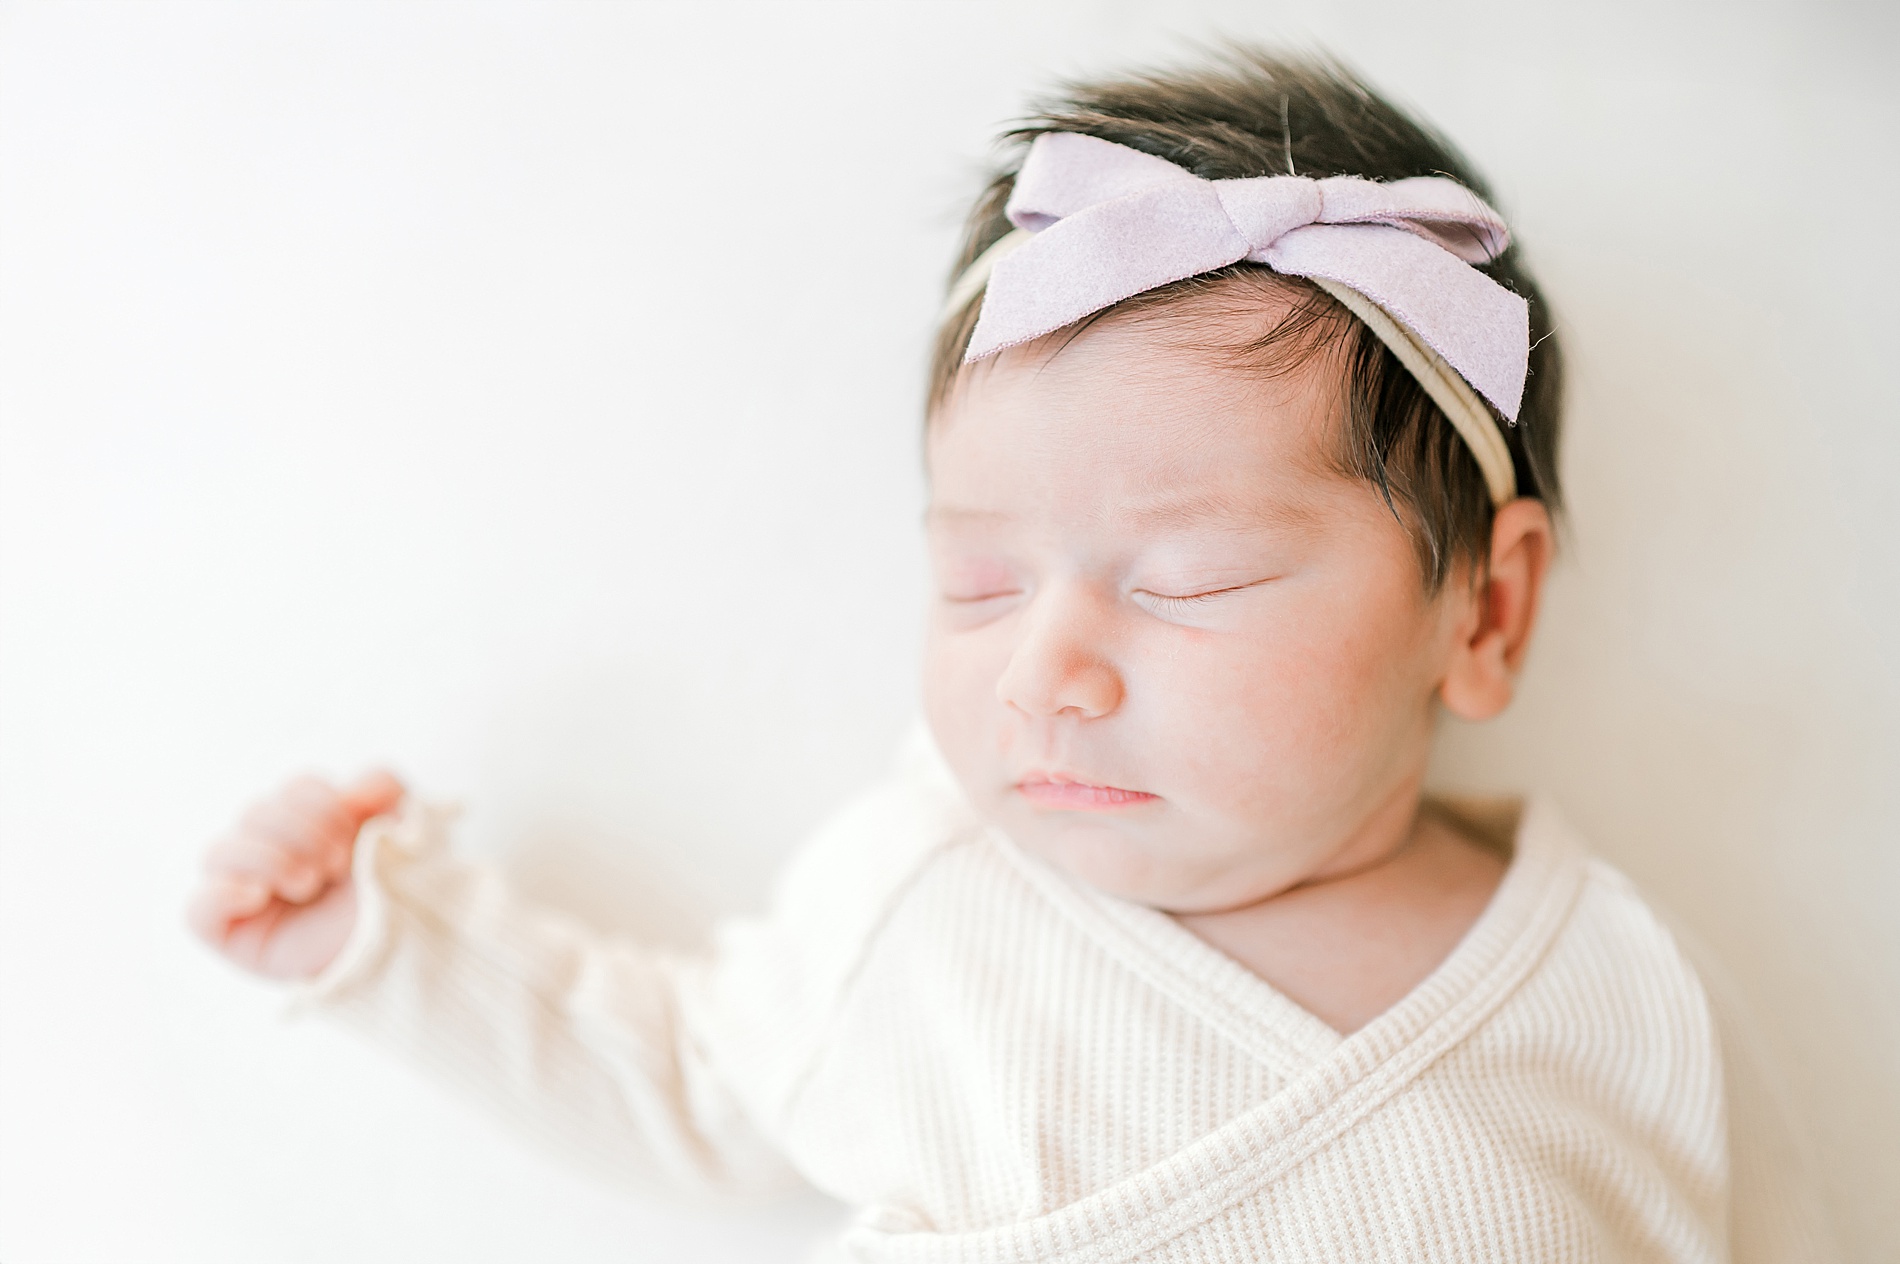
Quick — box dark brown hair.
[929,48,1563,589]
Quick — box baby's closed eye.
[931,560,1029,627]
[937,580,1025,606]
[941,583,1024,603]
[1131,576,1279,622]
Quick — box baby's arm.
[187,774,801,1198]
[186,771,403,981]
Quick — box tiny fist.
[187,766,403,979]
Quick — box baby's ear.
[1438,498,1555,721]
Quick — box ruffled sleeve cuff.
[292,798,462,1010]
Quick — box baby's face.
[923,303,1471,914]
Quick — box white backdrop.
[1,2,1894,1260]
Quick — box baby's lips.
[1016,775,1160,808]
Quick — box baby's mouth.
[1016,774,1159,810]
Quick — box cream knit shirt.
[307,739,1829,1262]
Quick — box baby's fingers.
[184,872,273,944]
[339,769,405,822]
[240,791,354,879]
[278,776,359,845]
[203,829,330,904]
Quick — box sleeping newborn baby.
[187,49,1828,1262]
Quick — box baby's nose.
[995,592,1124,720]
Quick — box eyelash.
[938,580,1268,613]
[942,589,1022,604]
[1134,582,1262,614]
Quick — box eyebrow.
[924,504,1009,527]
[1117,489,1321,532]
[925,491,1322,534]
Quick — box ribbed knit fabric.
[305,738,1830,1262]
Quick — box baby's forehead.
[925,482,1329,552]
[927,398,1345,549]
[931,299,1352,499]
[945,272,1347,414]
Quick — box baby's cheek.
[921,626,1006,777]
[1155,633,1389,803]
[1247,622,1437,831]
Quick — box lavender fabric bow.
[964,132,1530,424]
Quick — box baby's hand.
[186,771,405,981]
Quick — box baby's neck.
[1172,805,1507,1035]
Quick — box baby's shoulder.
[696,729,984,1011]
[684,730,986,1114]
[767,728,985,936]
[1483,801,1725,1102]
[1569,856,1712,1014]
[1513,807,1837,1260]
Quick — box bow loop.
[1005,132,1196,230]
[1312,175,1510,263]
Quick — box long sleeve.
[299,803,800,1199]
[296,738,973,1205]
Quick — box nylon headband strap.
[1308,278,1518,505]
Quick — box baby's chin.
[990,801,1251,912]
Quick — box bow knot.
[966,131,1529,427]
